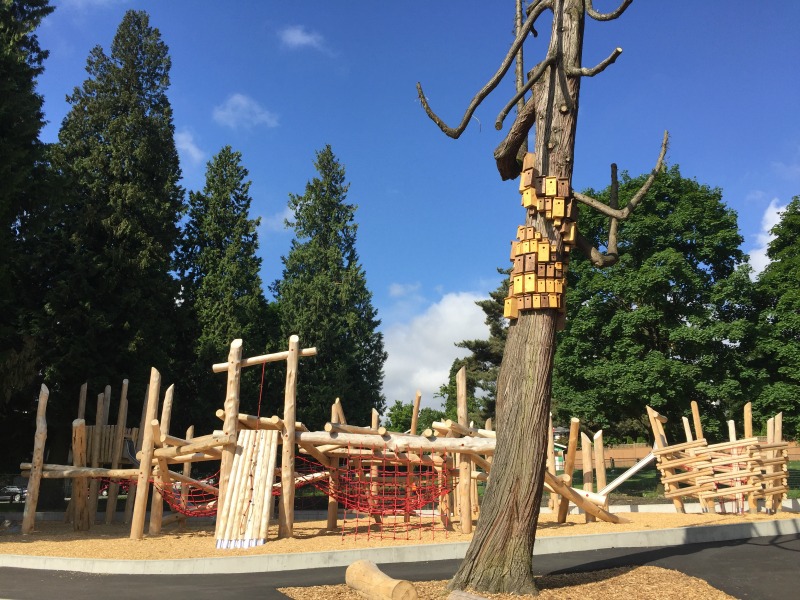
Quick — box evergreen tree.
[34,10,184,416]
[177,146,275,430]
[552,166,747,442]
[272,145,386,429]
[0,0,53,404]
[754,196,800,438]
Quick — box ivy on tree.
[272,146,386,430]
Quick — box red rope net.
[151,473,220,518]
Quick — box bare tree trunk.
[449,0,583,593]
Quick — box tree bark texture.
[449,0,584,593]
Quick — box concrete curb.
[1,516,798,575]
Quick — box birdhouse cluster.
[504,153,576,322]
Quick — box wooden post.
[22,384,49,534]
[278,335,299,539]
[682,417,694,442]
[581,432,595,523]
[772,413,783,512]
[105,379,129,525]
[727,420,737,443]
[593,430,606,491]
[456,366,472,534]
[557,417,580,523]
[179,425,194,521]
[691,400,704,440]
[410,390,422,435]
[87,390,108,526]
[743,402,753,439]
[124,385,149,524]
[149,383,174,534]
[218,339,244,519]
[130,369,161,540]
[370,407,383,525]
[65,383,89,525]
[71,419,90,530]
[327,401,340,531]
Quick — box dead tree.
[417,0,666,594]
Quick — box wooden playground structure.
[19,335,634,547]
[646,402,788,514]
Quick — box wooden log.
[544,471,625,523]
[21,463,139,478]
[410,390,422,436]
[218,339,244,525]
[691,400,704,440]
[557,418,580,523]
[370,408,383,525]
[22,385,49,535]
[327,401,340,531]
[260,429,280,541]
[105,379,129,525]
[211,346,317,373]
[247,430,268,544]
[593,430,606,491]
[581,432,595,523]
[149,384,175,534]
[124,385,150,524]
[682,417,693,443]
[279,335,299,539]
[325,422,387,436]
[743,402,753,439]
[87,391,107,526]
[456,366,471,534]
[345,559,418,600]
[296,431,496,455]
[71,419,90,530]
[333,397,347,425]
[130,369,160,540]
[64,383,89,524]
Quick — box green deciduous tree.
[272,145,386,430]
[34,9,184,417]
[383,400,444,434]
[176,146,275,431]
[754,196,800,438]
[553,166,747,442]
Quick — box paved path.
[1,534,798,599]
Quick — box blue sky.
[35,1,800,412]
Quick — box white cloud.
[213,94,279,130]
[260,206,294,233]
[279,25,326,51]
[771,145,800,180]
[389,282,421,298]
[749,198,787,276]
[382,291,488,410]
[175,130,206,166]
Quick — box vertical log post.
[593,430,606,492]
[370,407,383,524]
[71,419,90,530]
[278,335,299,539]
[87,390,108,526]
[456,366,472,534]
[124,385,149,524]
[327,401,340,531]
[682,417,694,443]
[691,400,704,441]
[556,418,580,523]
[21,384,49,534]
[410,390,422,435]
[743,402,753,439]
[130,369,161,540]
[772,413,783,512]
[105,379,129,524]
[65,383,89,524]
[218,339,244,523]
[580,432,595,523]
[149,383,174,534]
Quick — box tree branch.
[565,47,622,77]
[575,231,619,267]
[586,0,634,21]
[416,1,550,139]
[496,55,555,130]
[573,130,669,220]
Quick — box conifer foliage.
[272,146,386,429]
[177,146,274,425]
[37,10,184,406]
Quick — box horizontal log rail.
[296,431,496,456]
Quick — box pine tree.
[177,146,275,429]
[754,196,800,438]
[272,145,386,429]
[0,0,54,403]
[35,10,184,415]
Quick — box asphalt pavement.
[0,534,798,599]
